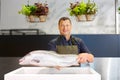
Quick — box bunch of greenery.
[68,1,87,16]
[118,7,120,14]
[18,5,37,16]
[86,0,97,14]
[68,0,97,16]
[33,3,49,16]
[18,2,49,17]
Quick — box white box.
[4,67,101,80]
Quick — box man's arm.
[79,39,90,53]
[48,39,57,51]
[77,38,94,63]
[77,53,94,63]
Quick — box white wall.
[0,0,116,34]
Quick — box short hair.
[58,17,71,25]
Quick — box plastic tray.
[4,67,101,80]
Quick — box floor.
[0,57,21,80]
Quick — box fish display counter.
[4,67,101,80]
[1,57,119,80]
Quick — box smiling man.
[48,17,94,64]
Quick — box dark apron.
[57,45,79,67]
[56,36,80,67]
[56,45,78,54]
[56,36,78,54]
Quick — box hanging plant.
[33,2,49,22]
[18,1,49,22]
[86,0,97,14]
[118,7,120,14]
[68,0,98,21]
[18,5,37,16]
[68,1,87,16]
[86,0,98,21]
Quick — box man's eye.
[61,25,65,27]
[61,25,69,27]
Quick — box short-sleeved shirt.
[48,35,90,54]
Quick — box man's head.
[58,17,72,36]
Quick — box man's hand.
[77,53,94,64]
[54,66,62,70]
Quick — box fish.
[19,50,79,67]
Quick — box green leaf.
[18,5,37,16]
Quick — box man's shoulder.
[72,36,82,42]
[49,37,58,43]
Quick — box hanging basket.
[86,14,95,21]
[39,15,47,22]
[26,15,48,22]
[76,15,86,22]
[27,15,35,22]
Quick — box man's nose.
[63,26,68,30]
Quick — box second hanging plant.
[68,0,98,21]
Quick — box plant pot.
[86,14,95,21]
[39,15,47,22]
[27,15,35,22]
[76,15,86,21]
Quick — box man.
[48,17,94,64]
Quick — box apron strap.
[56,36,77,45]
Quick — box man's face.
[58,20,72,36]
